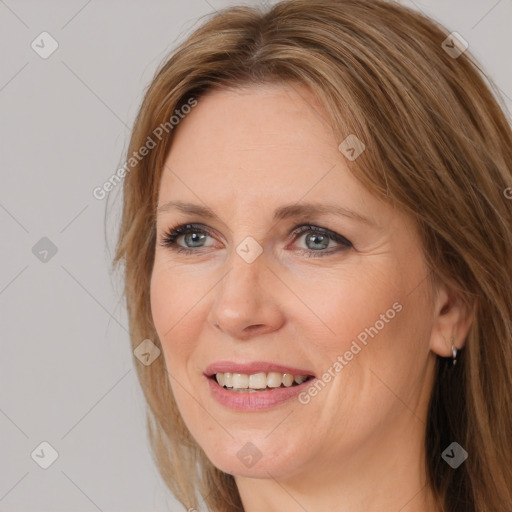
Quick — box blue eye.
[159,223,353,258]
[291,225,352,257]
[159,223,213,255]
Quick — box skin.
[150,83,474,512]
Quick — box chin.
[203,441,303,479]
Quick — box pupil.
[307,233,328,250]
[185,233,205,247]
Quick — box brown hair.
[111,1,512,510]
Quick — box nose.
[207,249,285,340]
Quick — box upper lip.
[204,361,315,378]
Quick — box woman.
[112,1,512,510]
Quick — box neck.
[234,416,441,512]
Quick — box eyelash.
[158,222,353,258]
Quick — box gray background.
[1,0,510,511]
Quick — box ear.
[429,281,475,357]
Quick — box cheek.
[305,255,433,418]
[149,261,200,369]
[292,262,405,356]
[150,251,209,328]
[150,263,206,425]
[297,253,431,400]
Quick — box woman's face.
[150,83,441,483]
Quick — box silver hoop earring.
[451,344,458,366]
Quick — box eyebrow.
[157,200,373,226]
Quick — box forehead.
[158,84,380,223]
[169,84,335,158]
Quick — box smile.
[213,371,312,392]
[205,373,317,411]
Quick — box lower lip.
[205,375,317,411]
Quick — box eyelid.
[159,221,353,256]
[288,224,352,248]
[159,222,217,246]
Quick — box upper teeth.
[215,372,309,389]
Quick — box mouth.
[207,371,315,393]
